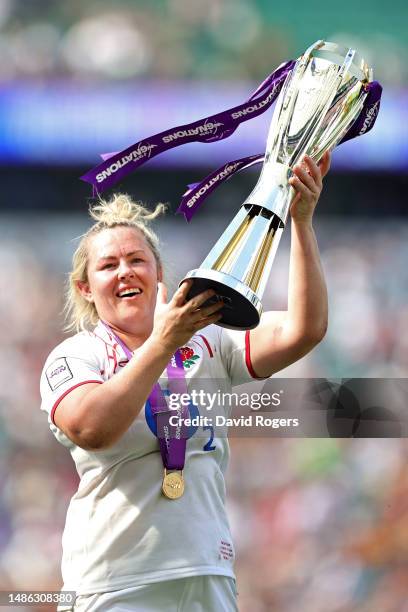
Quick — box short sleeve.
[218,327,270,387]
[40,333,104,446]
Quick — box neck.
[103,321,153,352]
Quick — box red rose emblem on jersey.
[180,346,200,369]
[180,347,194,360]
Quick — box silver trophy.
[182,40,373,330]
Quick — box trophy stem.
[182,207,284,330]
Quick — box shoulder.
[43,331,104,366]
[219,326,246,346]
[197,325,261,385]
[41,331,108,387]
[192,325,219,357]
[189,324,242,359]
[191,324,246,357]
[192,324,247,347]
[40,331,107,406]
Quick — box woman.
[40,152,330,611]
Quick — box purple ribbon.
[339,80,382,144]
[176,80,383,221]
[150,351,189,470]
[80,60,296,194]
[101,322,189,470]
[81,67,382,221]
[179,154,264,222]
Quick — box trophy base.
[181,269,262,330]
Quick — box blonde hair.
[64,193,166,333]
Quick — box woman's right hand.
[151,280,223,353]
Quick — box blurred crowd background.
[0,0,406,84]
[1,1,408,611]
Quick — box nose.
[118,260,135,280]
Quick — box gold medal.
[162,469,185,499]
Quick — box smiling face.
[77,225,161,338]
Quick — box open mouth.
[117,288,143,298]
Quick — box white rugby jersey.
[40,321,262,596]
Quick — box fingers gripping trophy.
[182,40,375,330]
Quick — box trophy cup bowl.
[182,40,373,330]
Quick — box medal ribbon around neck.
[101,322,190,496]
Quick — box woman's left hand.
[288,151,331,224]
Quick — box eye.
[101,262,115,270]
[131,257,144,263]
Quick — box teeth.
[118,288,142,297]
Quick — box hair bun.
[89,194,166,225]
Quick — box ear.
[76,280,93,303]
[157,265,163,283]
